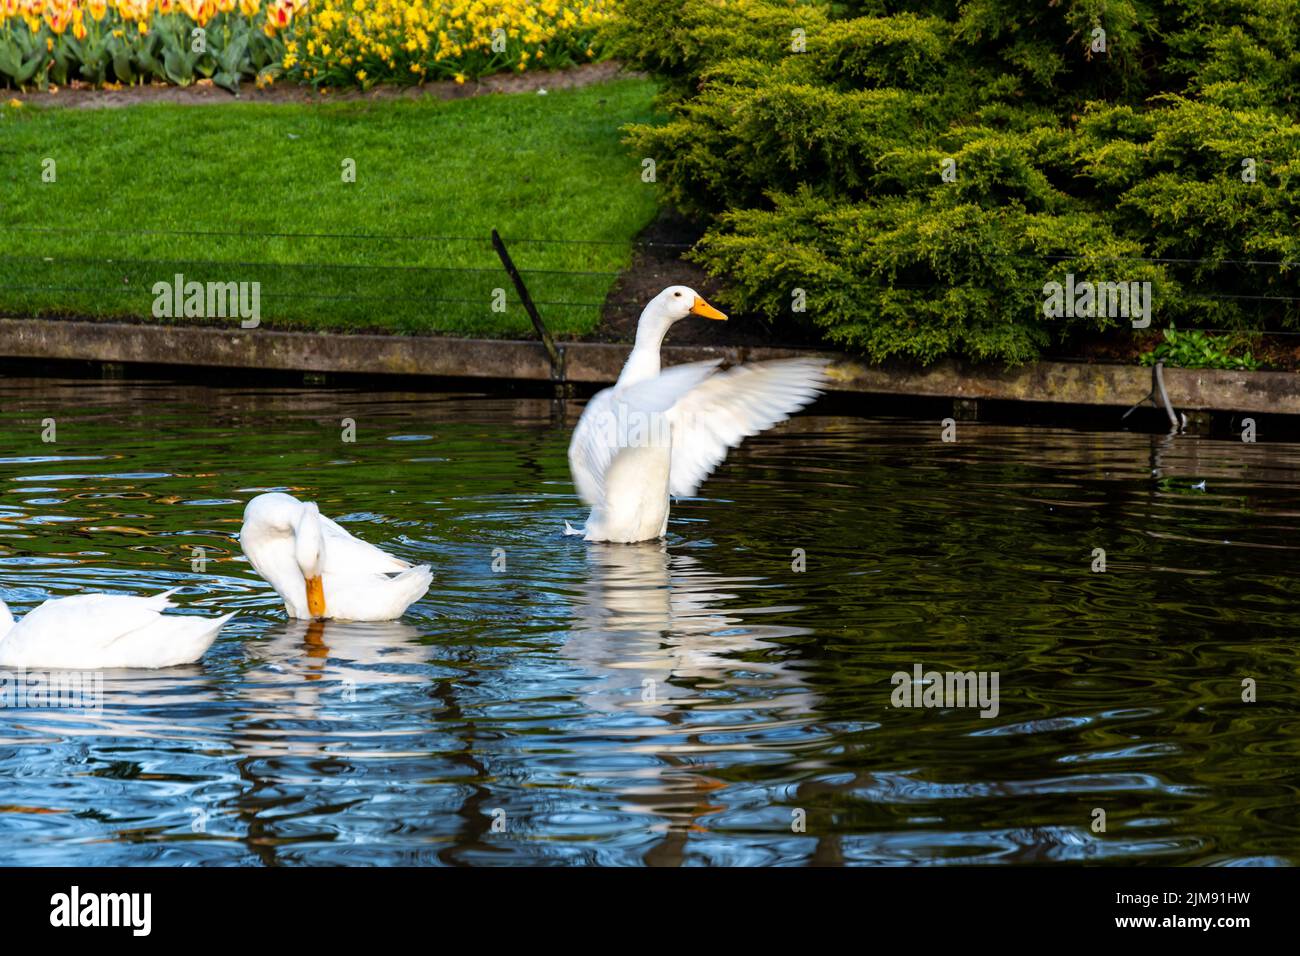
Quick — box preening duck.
[567,285,829,543]
[0,589,232,669]
[240,492,432,622]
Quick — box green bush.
[610,0,1300,364]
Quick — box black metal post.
[491,229,565,386]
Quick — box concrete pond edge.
[1,318,1296,416]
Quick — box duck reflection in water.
[562,542,820,861]
[565,542,816,715]
[234,618,431,734]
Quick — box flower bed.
[286,0,610,87]
[0,0,613,91]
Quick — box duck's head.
[645,285,727,326]
[241,492,328,619]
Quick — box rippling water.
[0,374,1297,866]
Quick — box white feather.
[568,360,721,509]
[0,591,232,669]
[240,492,430,621]
[666,357,830,498]
[566,286,829,542]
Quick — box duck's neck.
[617,310,671,388]
[244,530,309,618]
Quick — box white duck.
[567,285,829,543]
[0,589,232,669]
[240,492,432,622]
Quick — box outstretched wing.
[319,514,413,575]
[666,357,830,498]
[568,361,723,509]
[568,387,618,509]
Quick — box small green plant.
[1139,325,1261,371]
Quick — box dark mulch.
[592,208,826,348]
[1048,331,1300,370]
[5,61,633,110]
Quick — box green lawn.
[0,78,660,337]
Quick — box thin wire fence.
[2,224,697,248]
[0,225,666,335]
[0,225,1296,337]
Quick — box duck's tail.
[389,564,434,618]
[563,520,585,537]
[150,587,185,609]
[143,610,235,668]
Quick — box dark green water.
[0,374,1297,866]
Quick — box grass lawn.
[0,78,660,338]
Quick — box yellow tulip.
[51,0,617,90]
[43,1,71,34]
[180,0,215,24]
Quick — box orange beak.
[689,296,727,321]
[305,575,326,618]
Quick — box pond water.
[0,374,1297,866]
